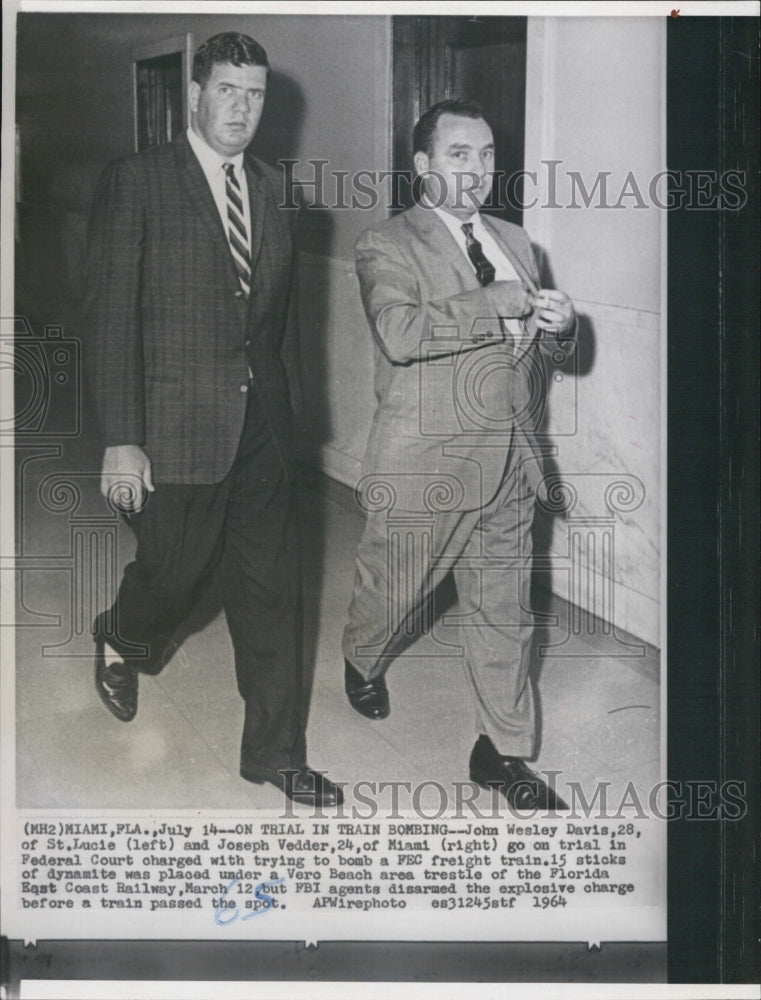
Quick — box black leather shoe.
[469,735,568,811]
[345,660,389,720]
[240,763,344,807]
[95,634,138,722]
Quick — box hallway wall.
[523,17,664,647]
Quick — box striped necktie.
[224,162,251,296]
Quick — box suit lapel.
[244,159,267,275]
[174,134,241,288]
[408,204,539,296]
[481,215,539,295]
[407,204,479,288]
[480,215,540,344]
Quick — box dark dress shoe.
[469,735,568,811]
[240,763,344,807]
[345,660,389,720]
[95,635,138,722]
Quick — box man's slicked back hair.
[413,98,490,156]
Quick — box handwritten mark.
[670,9,680,17]
[214,877,285,925]
[608,704,652,714]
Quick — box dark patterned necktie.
[224,162,251,296]
[461,222,496,286]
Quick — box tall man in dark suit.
[343,100,575,810]
[85,32,341,807]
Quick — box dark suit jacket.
[84,131,300,484]
[355,203,554,513]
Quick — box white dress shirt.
[186,126,252,247]
[187,127,254,378]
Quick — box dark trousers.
[98,390,306,772]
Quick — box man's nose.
[473,157,488,178]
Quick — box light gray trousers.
[343,448,538,758]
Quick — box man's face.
[414,113,495,218]
[189,61,267,157]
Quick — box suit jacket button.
[239,383,249,393]
[245,339,251,347]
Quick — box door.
[392,15,527,224]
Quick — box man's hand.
[100,444,155,513]
[532,289,576,337]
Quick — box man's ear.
[188,81,201,114]
[413,151,429,177]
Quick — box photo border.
[1,1,758,996]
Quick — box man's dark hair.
[413,99,489,156]
[192,32,269,87]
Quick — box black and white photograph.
[1,2,758,997]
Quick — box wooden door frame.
[391,15,527,220]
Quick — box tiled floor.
[14,442,661,811]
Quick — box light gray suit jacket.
[355,203,554,514]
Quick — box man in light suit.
[343,99,575,810]
[85,32,341,807]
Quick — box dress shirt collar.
[186,125,245,177]
[423,198,521,287]
[424,200,486,242]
